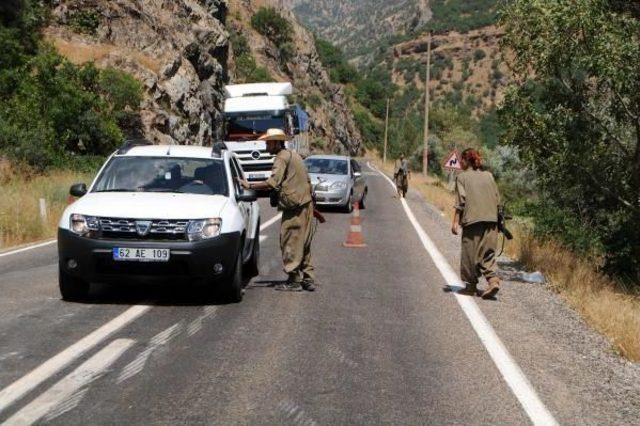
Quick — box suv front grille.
[97,218,189,241]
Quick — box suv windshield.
[225,111,286,141]
[304,158,349,175]
[92,156,228,196]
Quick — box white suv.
[57,141,260,303]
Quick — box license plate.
[113,248,170,262]
[248,173,264,180]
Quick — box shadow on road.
[62,278,254,307]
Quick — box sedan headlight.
[187,218,222,242]
[330,181,348,190]
[70,214,100,236]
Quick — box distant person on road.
[451,148,502,299]
[394,154,410,198]
[239,128,316,292]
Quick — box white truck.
[223,82,309,182]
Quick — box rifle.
[311,187,326,224]
[497,205,513,240]
[313,208,326,224]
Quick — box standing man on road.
[451,148,502,299]
[239,129,316,292]
[394,154,411,198]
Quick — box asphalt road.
[1,164,639,425]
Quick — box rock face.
[46,0,229,145]
[227,0,363,155]
[288,0,431,66]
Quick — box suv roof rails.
[211,142,227,157]
[117,139,153,155]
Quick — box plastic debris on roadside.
[518,271,546,284]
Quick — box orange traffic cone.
[343,202,367,248]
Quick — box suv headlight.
[330,181,347,190]
[187,218,222,242]
[70,214,100,236]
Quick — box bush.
[251,7,292,47]
[0,45,141,170]
[230,30,273,83]
[423,0,500,33]
[473,48,486,62]
[315,37,359,84]
[68,10,100,35]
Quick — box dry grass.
[0,162,93,249]
[48,36,162,74]
[509,224,640,361]
[366,151,640,362]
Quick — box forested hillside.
[292,0,640,284]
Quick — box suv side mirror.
[237,189,258,203]
[70,183,87,197]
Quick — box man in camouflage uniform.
[394,154,410,198]
[239,129,316,292]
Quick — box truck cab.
[224,82,309,182]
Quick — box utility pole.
[422,32,432,176]
[383,97,390,164]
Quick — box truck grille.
[240,163,273,173]
[97,218,189,241]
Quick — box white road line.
[0,305,150,415]
[0,211,280,413]
[3,338,134,426]
[369,162,558,426]
[117,322,183,384]
[0,240,56,259]
[261,213,282,231]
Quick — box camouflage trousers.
[280,202,315,284]
[395,173,408,197]
[460,222,499,285]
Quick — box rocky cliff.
[44,0,361,155]
[289,0,431,66]
[227,0,362,155]
[46,0,229,145]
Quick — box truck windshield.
[92,157,228,196]
[304,158,349,175]
[226,111,286,141]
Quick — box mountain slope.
[289,0,430,63]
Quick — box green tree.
[500,0,640,279]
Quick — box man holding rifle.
[239,129,320,292]
[451,148,504,299]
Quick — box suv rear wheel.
[59,267,90,302]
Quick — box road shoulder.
[395,172,640,425]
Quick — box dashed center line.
[0,305,150,415]
[4,339,134,426]
[0,211,282,418]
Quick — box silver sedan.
[304,155,368,213]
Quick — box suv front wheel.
[223,249,244,303]
[59,267,90,302]
[244,222,260,278]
